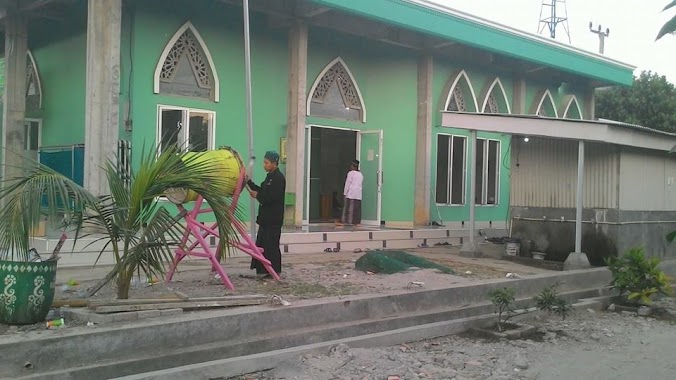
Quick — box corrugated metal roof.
[597,118,676,138]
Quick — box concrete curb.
[115,297,605,380]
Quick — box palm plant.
[0,146,241,299]
[656,1,676,40]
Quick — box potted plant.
[605,247,672,310]
[0,146,239,324]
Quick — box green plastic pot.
[0,259,57,325]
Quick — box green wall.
[306,29,418,223]
[127,1,288,219]
[21,0,594,226]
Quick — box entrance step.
[30,226,507,267]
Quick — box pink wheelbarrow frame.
[165,169,280,289]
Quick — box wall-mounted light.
[523,136,530,143]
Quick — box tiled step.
[30,227,507,267]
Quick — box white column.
[574,140,584,253]
[461,129,481,257]
[414,55,433,226]
[468,129,477,243]
[84,0,122,196]
[564,139,591,270]
[285,22,308,227]
[1,11,28,185]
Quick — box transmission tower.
[538,0,571,43]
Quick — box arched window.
[561,95,583,119]
[153,22,219,102]
[480,78,511,114]
[26,50,42,112]
[442,70,478,112]
[307,57,366,122]
[533,89,558,117]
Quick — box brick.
[160,308,183,317]
[112,311,139,322]
[137,310,161,319]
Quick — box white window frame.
[24,118,42,158]
[475,138,501,206]
[156,105,216,154]
[436,133,467,206]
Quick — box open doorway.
[307,127,357,223]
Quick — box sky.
[432,0,676,83]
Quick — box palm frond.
[0,158,96,260]
[656,15,676,40]
[663,0,676,11]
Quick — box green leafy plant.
[0,146,241,299]
[605,247,673,305]
[488,287,519,332]
[656,0,676,40]
[533,283,573,320]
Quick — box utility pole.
[589,22,610,54]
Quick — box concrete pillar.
[1,11,28,184]
[284,22,308,227]
[564,140,591,270]
[84,0,122,196]
[583,87,596,120]
[512,76,527,114]
[413,55,433,226]
[460,129,482,257]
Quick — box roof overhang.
[441,112,676,152]
[310,0,636,86]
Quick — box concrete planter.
[471,322,537,340]
[0,259,57,325]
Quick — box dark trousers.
[340,197,362,225]
[251,224,282,274]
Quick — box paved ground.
[229,297,676,380]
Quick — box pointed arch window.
[308,58,366,122]
[533,89,558,118]
[26,50,42,112]
[562,95,583,119]
[443,70,478,112]
[154,22,219,102]
[480,78,511,114]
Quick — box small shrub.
[533,283,573,320]
[488,287,517,332]
[605,247,672,305]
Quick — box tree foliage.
[596,71,676,133]
[656,0,676,40]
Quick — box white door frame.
[303,124,361,225]
[356,129,383,225]
[24,118,43,161]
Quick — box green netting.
[354,250,455,274]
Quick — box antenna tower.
[538,0,571,43]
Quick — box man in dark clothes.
[246,150,285,277]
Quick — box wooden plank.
[52,299,89,308]
[92,299,264,314]
[88,295,268,310]
[174,290,190,300]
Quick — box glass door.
[357,130,383,225]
